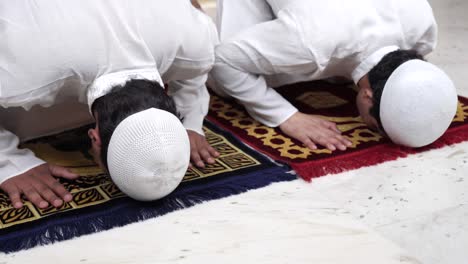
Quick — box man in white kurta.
[0,0,219,208]
[211,0,453,151]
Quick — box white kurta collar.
[351,46,400,84]
[87,68,164,113]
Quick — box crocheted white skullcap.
[107,108,190,201]
[380,60,458,147]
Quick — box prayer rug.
[0,121,295,253]
[207,81,468,181]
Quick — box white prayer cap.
[380,60,458,148]
[107,108,190,201]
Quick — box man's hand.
[0,164,79,209]
[187,130,220,168]
[279,112,352,151]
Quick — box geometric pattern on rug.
[0,125,260,228]
[208,81,468,181]
[0,121,294,253]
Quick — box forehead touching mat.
[207,81,468,181]
[0,121,294,253]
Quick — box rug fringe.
[293,145,408,181]
[0,166,295,253]
[296,125,468,181]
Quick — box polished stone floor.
[1,0,467,263]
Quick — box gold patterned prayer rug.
[207,81,468,181]
[0,121,294,253]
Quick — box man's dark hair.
[91,79,178,170]
[368,49,424,128]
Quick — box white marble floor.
[1,0,467,263]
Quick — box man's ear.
[364,87,374,100]
[88,128,102,146]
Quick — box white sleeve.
[168,74,210,136]
[211,18,312,127]
[413,19,438,57]
[401,0,438,56]
[217,0,274,41]
[165,8,216,137]
[211,59,298,128]
[0,128,46,184]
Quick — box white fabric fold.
[87,68,164,113]
[0,0,217,183]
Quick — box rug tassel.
[294,145,409,181]
[296,125,468,182]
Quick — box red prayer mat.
[207,81,468,181]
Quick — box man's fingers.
[337,135,353,148]
[325,135,347,151]
[326,143,337,151]
[0,163,77,209]
[208,146,220,158]
[311,134,337,151]
[328,132,352,150]
[335,142,347,151]
[43,177,73,203]
[313,130,351,151]
[41,167,73,202]
[49,165,79,180]
[324,121,341,134]
[333,126,342,134]
[324,122,352,147]
[191,151,205,168]
[188,131,219,167]
[327,136,347,151]
[279,113,351,152]
[32,181,63,208]
[302,138,317,150]
[2,183,23,209]
[342,136,353,147]
[200,149,215,164]
[22,186,49,209]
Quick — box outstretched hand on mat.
[279,112,352,151]
[0,163,79,209]
[187,130,220,168]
